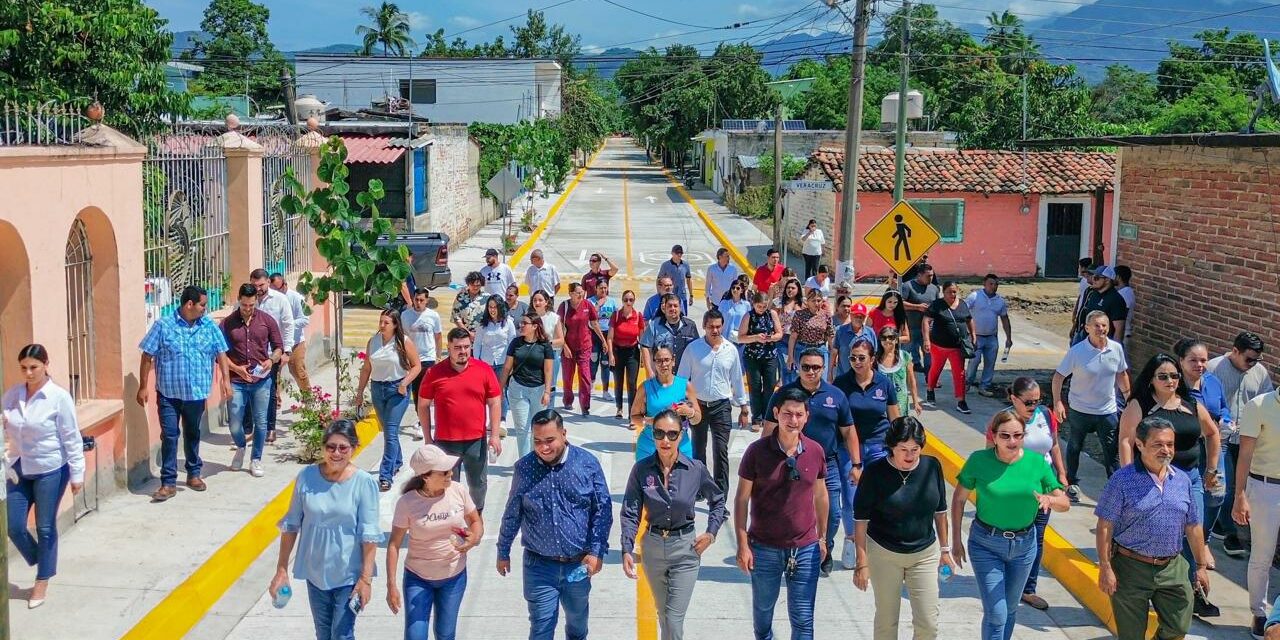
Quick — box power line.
[595,0,721,30]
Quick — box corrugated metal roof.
[339,135,406,164]
[737,155,761,169]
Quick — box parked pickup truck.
[376,232,452,290]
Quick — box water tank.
[293,94,326,123]
[880,90,924,126]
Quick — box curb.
[121,415,383,640]
[659,168,755,275]
[509,143,606,273]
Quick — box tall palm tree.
[984,10,1024,47]
[356,2,416,56]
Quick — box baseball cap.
[484,248,500,257]
[850,302,869,316]
[671,244,684,254]
[1089,265,1117,280]
[408,444,460,475]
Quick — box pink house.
[785,147,1116,278]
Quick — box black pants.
[437,438,488,512]
[409,360,434,405]
[803,254,820,280]
[692,399,732,494]
[744,354,778,423]
[613,344,641,412]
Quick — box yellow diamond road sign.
[863,200,941,275]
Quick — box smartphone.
[348,589,364,615]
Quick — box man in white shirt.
[1114,265,1135,345]
[678,307,750,493]
[480,248,516,297]
[401,288,444,440]
[270,273,311,394]
[250,268,296,444]
[965,273,1013,395]
[1209,331,1275,558]
[524,249,561,305]
[704,247,740,309]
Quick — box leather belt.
[528,551,587,564]
[648,523,696,538]
[1115,545,1175,566]
[973,518,1034,539]
[1250,472,1280,485]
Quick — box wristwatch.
[851,461,863,469]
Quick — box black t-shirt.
[1075,287,1128,335]
[925,298,971,349]
[852,455,947,553]
[506,338,555,388]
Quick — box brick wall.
[415,124,496,247]
[1116,145,1280,373]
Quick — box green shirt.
[957,448,1063,531]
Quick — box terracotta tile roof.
[810,147,1115,194]
[337,135,405,164]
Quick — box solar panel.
[720,119,807,131]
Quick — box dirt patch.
[998,281,1078,339]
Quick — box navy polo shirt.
[834,370,898,454]
[767,380,853,460]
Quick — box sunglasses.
[995,432,1025,441]
[1246,356,1262,365]
[1155,372,1182,381]
[623,297,636,303]
[881,333,899,341]
[785,456,801,481]
[654,357,674,364]
[652,428,681,442]
[1016,396,1039,406]
[800,363,823,372]
[325,443,352,453]
[849,354,870,362]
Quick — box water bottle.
[451,527,469,547]
[939,564,953,583]
[487,445,498,464]
[1001,347,1011,363]
[272,584,292,609]
[566,563,590,583]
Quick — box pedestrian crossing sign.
[863,200,941,275]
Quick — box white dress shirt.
[284,289,310,346]
[677,337,748,406]
[704,262,741,304]
[3,380,85,483]
[257,288,297,352]
[524,264,561,297]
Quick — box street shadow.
[696,564,750,584]
[8,582,28,601]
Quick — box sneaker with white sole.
[841,538,856,570]
[1067,484,1081,504]
[403,423,424,441]
[230,447,245,471]
[250,460,264,477]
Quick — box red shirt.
[581,270,612,294]
[219,311,283,382]
[420,359,501,442]
[558,298,599,352]
[753,263,784,294]
[869,308,895,335]
[610,308,645,348]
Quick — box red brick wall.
[1115,145,1280,373]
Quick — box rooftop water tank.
[880,90,924,126]
[293,94,326,123]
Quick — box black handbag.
[947,307,976,359]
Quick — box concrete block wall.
[416,124,495,247]
[1115,145,1280,374]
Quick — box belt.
[1114,545,1175,566]
[973,518,1034,539]
[647,523,696,538]
[1250,472,1280,485]
[977,334,997,338]
[528,551,587,564]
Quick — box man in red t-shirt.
[418,327,502,511]
[558,282,606,415]
[753,247,785,295]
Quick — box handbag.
[946,306,976,359]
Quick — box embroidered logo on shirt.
[824,396,836,407]
[873,389,886,400]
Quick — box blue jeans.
[1023,509,1051,595]
[966,335,1000,388]
[1181,470,1206,584]
[157,393,207,485]
[968,522,1038,640]
[591,334,611,394]
[228,377,270,461]
[371,380,410,484]
[523,551,592,640]
[7,461,70,580]
[507,381,546,459]
[404,567,467,640]
[821,458,842,552]
[1212,441,1239,538]
[776,343,797,386]
[904,334,931,374]
[749,541,819,640]
[305,580,357,640]
[836,449,856,537]
[239,367,279,434]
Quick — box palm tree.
[356,2,416,56]
[984,10,1024,47]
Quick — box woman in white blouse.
[800,218,825,280]
[3,343,85,608]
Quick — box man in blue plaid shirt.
[137,285,231,502]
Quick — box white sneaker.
[841,538,857,570]
[230,447,245,471]
[404,423,424,441]
[250,460,264,477]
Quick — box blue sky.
[145,0,1104,54]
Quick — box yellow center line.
[622,168,635,281]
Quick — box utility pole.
[834,0,874,284]
[772,106,784,250]
[892,0,912,202]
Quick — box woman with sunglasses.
[631,345,698,460]
[877,326,923,417]
[1117,353,1223,617]
[717,280,751,349]
[610,291,646,421]
[1173,337,1231,559]
[739,292,783,433]
[500,312,554,458]
[788,288,834,382]
[952,411,1069,640]
[386,445,483,640]
[271,420,381,640]
[994,377,1068,612]
[621,410,727,640]
[852,417,952,640]
[869,290,910,343]
[355,308,421,492]
[530,291,565,402]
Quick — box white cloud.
[406,11,430,31]
[931,0,1086,27]
[737,3,767,17]
[582,44,605,55]
[450,15,482,29]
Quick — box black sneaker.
[1253,615,1266,640]
[925,390,937,406]
[957,400,972,414]
[1223,533,1247,558]
[1193,593,1220,618]
[820,553,833,577]
[1067,484,1081,504]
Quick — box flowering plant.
[279,349,368,462]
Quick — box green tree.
[510,10,580,69]
[951,61,1098,149]
[1090,64,1162,125]
[1157,28,1264,103]
[356,2,416,56]
[0,0,188,135]
[1148,74,1267,133]
[782,56,897,130]
[182,0,290,106]
[983,10,1039,74]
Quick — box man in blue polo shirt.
[764,348,859,577]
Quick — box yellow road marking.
[121,416,383,640]
[510,143,606,277]
[660,168,754,275]
[622,168,635,281]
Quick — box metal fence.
[143,130,232,319]
[65,219,96,402]
[259,125,313,277]
[0,101,91,146]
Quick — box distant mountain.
[577,47,640,78]
[300,43,362,55]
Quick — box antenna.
[1245,39,1280,133]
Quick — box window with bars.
[907,199,965,243]
[65,219,96,403]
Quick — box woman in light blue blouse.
[717,279,751,356]
[271,420,382,640]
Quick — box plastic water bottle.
[272,585,292,609]
[1001,347,1011,363]
[939,564,953,583]
[566,564,590,583]
[488,445,498,464]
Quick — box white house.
[294,55,563,124]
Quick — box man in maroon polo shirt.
[418,327,503,511]
[734,386,828,639]
[220,283,283,479]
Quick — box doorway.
[1043,202,1085,277]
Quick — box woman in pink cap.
[386,444,484,640]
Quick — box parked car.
[376,231,452,290]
